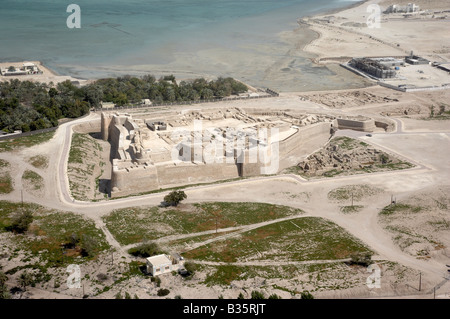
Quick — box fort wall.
[100,110,381,198]
[336,118,376,132]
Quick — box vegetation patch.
[28,155,49,169]
[103,202,304,246]
[0,131,55,153]
[0,172,13,194]
[0,201,109,267]
[328,184,383,203]
[22,170,44,191]
[68,132,106,201]
[340,205,364,214]
[378,194,449,257]
[183,217,371,263]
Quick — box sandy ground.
[303,0,450,62]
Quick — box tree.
[7,66,16,72]
[268,293,281,299]
[163,190,187,207]
[237,292,245,299]
[128,241,162,258]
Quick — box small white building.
[146,254,174,276]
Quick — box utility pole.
[419,272,422,291]
[351,192,354,207]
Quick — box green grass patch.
[340,205,364,214]
[0,159,10,168]
[183,217,371,263]
[379,203,423,216]
[69,133,92,164]
[328,184,382,203]
[0,201,109,267]
[201,262,347,287]
[104,202,304,245]
[0,172,13,194]
[28,155,49,169]
[22,170,44,191]
[0,131,55,153]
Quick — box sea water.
[0,0,369,91]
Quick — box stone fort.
[100,108,388,198]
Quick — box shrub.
[268,294,281,299]
[157,288,170,297]
[7,210,33,234]
[81,235,99,257]
[300,291,314,299]
[183,261,198,278]
[251,290,265,299]
[18,271,33,291]
[97,273,108,282]
[349,252,373,267]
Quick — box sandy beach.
[0,61,88,85]
[302,0,450,63]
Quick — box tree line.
[0,75,248,133]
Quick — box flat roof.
[146,254,171,266]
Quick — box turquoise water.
[0,0,368,90]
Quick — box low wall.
[280,122,332,156]
[336,118,376,132]
[156,162,239,186]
